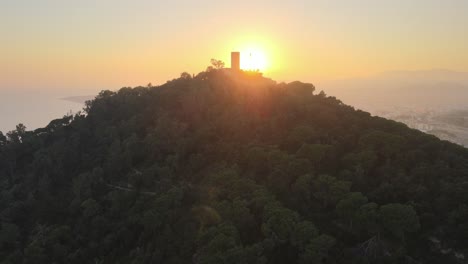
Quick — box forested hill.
[1,69,468,264]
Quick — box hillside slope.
[1,69,468,264]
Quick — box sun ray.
[240,49,268,72]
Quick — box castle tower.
[231,52,240,70]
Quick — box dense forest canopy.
[1,68,468,263]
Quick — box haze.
[2,0,468,132]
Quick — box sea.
[0,90,91,133]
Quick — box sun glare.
[240,49,268,72]
[227,36,278,73]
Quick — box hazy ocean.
[0,90,87,133]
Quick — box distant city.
[376,107,468,147]
[321,69,468,148]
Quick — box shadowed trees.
[0,69,466,263]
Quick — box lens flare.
[240,49,268,72]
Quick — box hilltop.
[1,69,468,263]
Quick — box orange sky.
[2,1,468,92]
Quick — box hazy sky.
[2,0,468,91]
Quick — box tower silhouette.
[231,52,240,70]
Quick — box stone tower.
[231,51,240,70]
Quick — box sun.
[240,49,268,72]
[227,36,276,72]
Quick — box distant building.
[231,52,240,70]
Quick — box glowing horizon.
[2,1,468,91]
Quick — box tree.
[210,59,225,69]
[359,131,405,159]
[195,223,241,264]
[0,131,6,146]
[311,175,351,208]
[291,221,319,249]
[296,144,333,169]
[291,174,313,205]
[336,192,368,231]
[180,72,192,79]
[286,81,315,97]
[81,199,102,219]
[24,242,47,264]
[15,123,26,135]
[0,68,467,263]
[6,123,27,143]
[261,203,299,242]
[380,203,420,241]
[285,126,318,151]
[447,204,468,243]
[299,235,335,264]
[0,222,20,247]
[356,202,379,237]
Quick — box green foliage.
[262,203,299,242]
[311,174,351,208]
[0,223,20,247]
[355,202,380,237]
[336,192,368,232]
[0,131,6,146]
[290,221,319,249]
[6,124,27,144]
[299,234,336,264]
[0,70,467,263]
[380,203,420,241]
